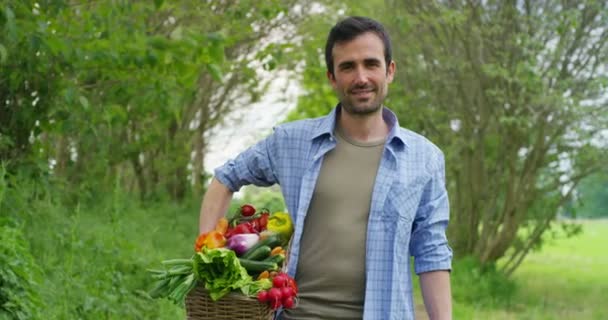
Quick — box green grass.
[508,220,608,320]
[413,220,608,320]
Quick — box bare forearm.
[198,178,234,234]
[420,270,452,320]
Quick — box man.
[199,16,453,320]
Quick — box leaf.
[0,44,7,64]
[4,6,17,41]
[208,42,224,64]
[79,96,89,110]
[206,32,224,44]
[207,64,222,82]
[154,0,164,9]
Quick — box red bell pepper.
[225,222,257,238]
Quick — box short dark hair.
[325,16,392,76]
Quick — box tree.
[1,0,314,200]
[0,2,62,172]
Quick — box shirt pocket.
[382,178,427,225]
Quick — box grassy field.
[414,220,608,319]
[507,220,608,320]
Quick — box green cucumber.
[238,258,279,273]
[263,254,285,265]
[242,235,281,259]
[245,245,272,261]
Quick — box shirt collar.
[312,104,408,150]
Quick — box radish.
[280,286,293,298]
[257,290,268,303]
[282,296,295,309]
[267,287,283,309]
[272,274,288,288]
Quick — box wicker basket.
[185,285,274,320]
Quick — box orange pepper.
[194,232,208,252]
[215,217,228,235]
[202,230,226,249]
[194,230,226,252]
[257,270,270,280]
[270,246,285,256]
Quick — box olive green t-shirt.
[282,127,385,320]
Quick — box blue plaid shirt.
[214,106,452,319]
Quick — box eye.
[366,60,381,68]
[338,62,354,71]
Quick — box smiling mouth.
[350,90,374,99]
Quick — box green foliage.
[566,172,608,218]
[0,1,63,171]
[0,168,196,319]
[451,257,517,308]
[0,222,43,320]
[1,0,312,201]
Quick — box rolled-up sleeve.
[409,151,453,274]
[214,128,280,192]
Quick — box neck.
[337,106,388,143]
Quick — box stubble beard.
[340,87,386,116]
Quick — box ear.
[386,60,396,83]
[326,70,337,89]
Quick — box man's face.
[327,32,396,116]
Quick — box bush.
[0,222,43,320]
[451,256,517,308]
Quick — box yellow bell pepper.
[267,212,294,245]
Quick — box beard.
[339,84,386,116]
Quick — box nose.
[353,66,369,85]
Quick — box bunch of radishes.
[257,272,298,309]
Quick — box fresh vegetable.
[226,233,259,256]
[267,212,294,245]
[194,230,226,252]
[242,235,281,259]
[257,270,270,280]
[272,274,287,288]
[257,290,268,303]
[149,204,300,309]
[240,204,256,217]
[282,296,295,308]
[270,246,285,256]
[287,276,298,295]
[147,259,197,305]
[238,258,279,274]
[256,272,298,310]
[215,217,229,234]
[246,245,272,261]
[193,248,253,301]
[264,254,285,266]
[225,222,257,238]
[267,287,282,309]
[250,212,270,232]
[240,278,272,296]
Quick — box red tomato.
[241,204,256,217]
